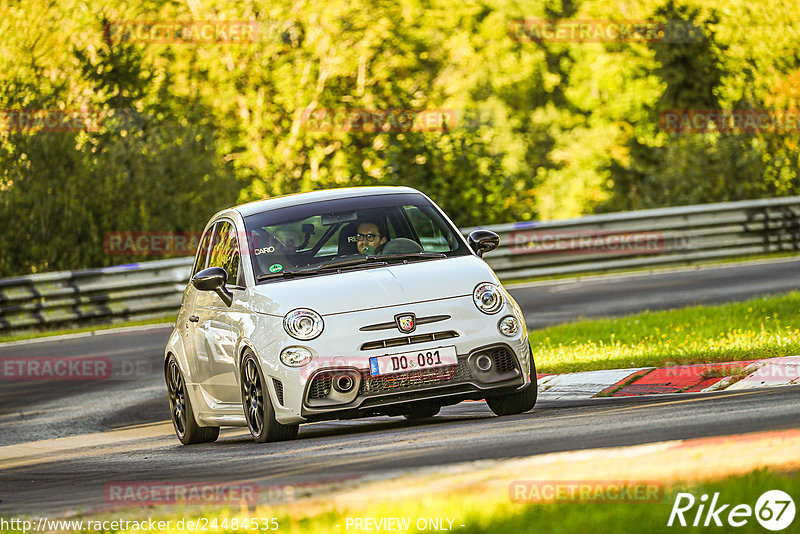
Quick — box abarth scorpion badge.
[395,313,416,334]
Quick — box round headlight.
[283,308,324,340]
[280,346,313,367]
[473,283,504,314]
[498,315,520,337]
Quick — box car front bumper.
[253,292,531,424]
[299,342,529,420]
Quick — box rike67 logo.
[668,490,795,531]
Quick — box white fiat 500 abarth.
[164,186,536,444]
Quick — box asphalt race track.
[1,389,798,516]
[1,258,800,516]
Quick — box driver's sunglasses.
[356,233,381,242]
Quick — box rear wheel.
[241,350,299,443]
[403,403,441,420]
[166,356,219,445]
[486,349,538,416]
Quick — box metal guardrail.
[463,196,800,279]
[2,196,799,334]
[0,258,193,334]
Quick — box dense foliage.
[1,0,798,276]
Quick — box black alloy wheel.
[241,351,299,443]
[166,356,219,445]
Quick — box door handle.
[188,315,200,323]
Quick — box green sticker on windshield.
[269,264,283,273]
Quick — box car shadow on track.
[211,414,494,445]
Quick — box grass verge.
[530,291,800,374]
[15,468,795,534]
[0,315,176,344]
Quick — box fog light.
[280,346,313,367]
[333,374,355,393]
[476,354,493,372]
[498,316,520,337]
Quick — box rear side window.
[191,225,215,277]
[208,220,242,286]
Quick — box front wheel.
[166,356,219,445]
[241,350,299,443]
[486,350,538,416]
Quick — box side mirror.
[191,267,233,306]
[467,230,500,257]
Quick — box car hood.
[249,255,499,316]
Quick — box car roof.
[230,186,422,218]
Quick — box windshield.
[242,193,470,282]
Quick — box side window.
[191,225,215,277]
[208,221,242,287]
[404,206,450,252]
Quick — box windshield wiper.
[316,253,445,270]
[256,269,322,282]
[256,253,445,282]
[317,256,387,270]
[379,252,446,263]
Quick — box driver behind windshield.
[356,218,388,255]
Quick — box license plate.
[369,346,458,377]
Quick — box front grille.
[360,330,459,351]
[359,314,450,332]
[308,374,332,399]
[490,347,518,373]
[272,378,285,405]
[359,357,472,396]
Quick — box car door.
[193,219,244,405]
[179,224,214,383]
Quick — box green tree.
[0,16,239,276]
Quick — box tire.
[402,403,441,420]
[166,356,219,445]
[241,350,299,443]
[486,348,538,416]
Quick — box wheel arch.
[164,328,194,382]
[238,341,284,409]
[238,340,257,378]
